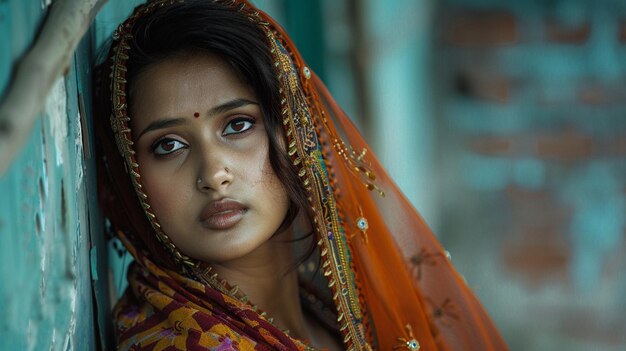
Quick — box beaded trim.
[110,0,196,271]
[264,25,371,350]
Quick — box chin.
[197,243,261,264]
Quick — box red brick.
[535,129,594,161]
[456,72,513,103]
[444,10,518,46]
[564,315,626,345]
[502,241,570,286]
[545,19,590,44]
[506,186,550,203]
[506,186,571,228]
[503,186,572,286]
[619,20,626,43]
[468,135,513,155]
[578,83,626,105]
[611,134,626,155]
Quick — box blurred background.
[1,0,625,350]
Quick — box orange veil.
[97,0,508,350]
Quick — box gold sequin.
[393,324,420,350]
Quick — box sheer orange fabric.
[96,0,508,350]
[262,8,506,349]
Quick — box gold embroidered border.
[264,28,370,350]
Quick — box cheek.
[238,139,290,220]
[267,170,289,205]
[252,147,288,204]
[139,164,193,224]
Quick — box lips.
[200,199,248,230]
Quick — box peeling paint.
[74,112,84,191]
[0,1,95,349]
[26,320,36,351]
[46,77,67,167]
[50,329,57,351]
[63,278,78,351]
[40,0,51,10]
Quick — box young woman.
[94,0,508,350]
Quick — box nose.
[196,147,233,192]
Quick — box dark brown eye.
[152,138,187,155]
[223,118,254,135]
[161,140,175,151]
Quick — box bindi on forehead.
[194,112,200,118]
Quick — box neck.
[210,229,312,341]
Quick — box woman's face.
[130,53,290,263]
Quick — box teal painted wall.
[0,0,97,349]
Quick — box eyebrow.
[136,98,259,140]
[208,98,258,117]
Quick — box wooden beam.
[0,0,107,175]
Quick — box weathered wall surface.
[0,1,99,350]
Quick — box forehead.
[129,53,256,125]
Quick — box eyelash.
[149,117,256,156]
[150,138,187,156]
[222,117,256,136]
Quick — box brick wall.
[434,1,626,350]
